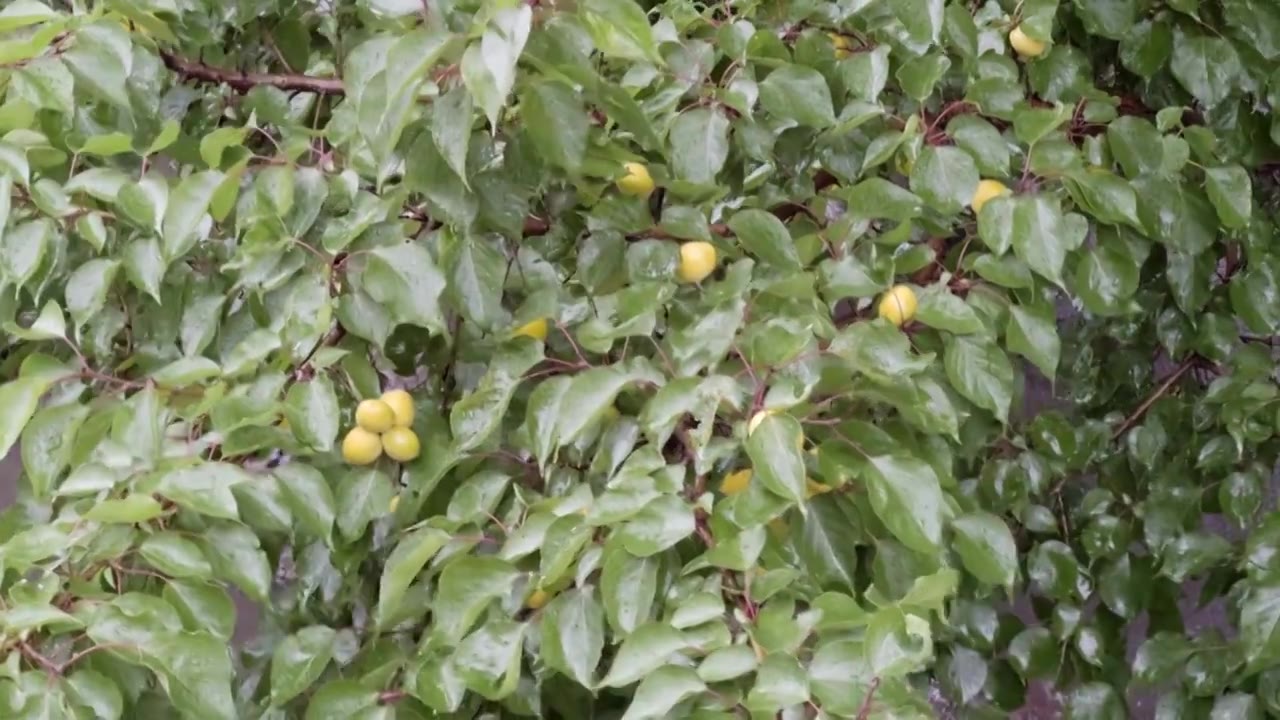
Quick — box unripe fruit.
[382,427,421,462]
[722,469,752,495]
[389,495,400,513]
[877,285,918,327]
[355,399,395,433]
[1009,26,1047,58]
[828,33,852,59]
[514,318,549,341]
[677,241,717,284]
[380,389,415,428]
[805,478,833,498]
[617,162,655,196]
[971,179,1010,214]
[526,588,551,609]
[342,427,382,465]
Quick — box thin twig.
[159,51,345,95]
[1111,358,1195,440]
[855,677,881,720]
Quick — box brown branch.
[855,677,881,720]
[159,51,345,95]
[1111,357,1195,440]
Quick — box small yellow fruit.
[355,399,395,433]
[677,241,717,283]
[526,588,551,609]
[877,285,918,327]
[805,478,833,499]
[380,389,415,428]
[514,318,549,342]
[617,162,655,197]
[829,33,852,58]
[971,179,1010,214]
[722,469,752,495]
[342,427,382,465]
[382,427,421,462]
[389,495,401,513]
[1009,26,1047,58]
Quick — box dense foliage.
[0,0,1279,717]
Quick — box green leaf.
[335,468,393,541]
[1006,304,1061,380]
[1169,30,1242,107]
[952,512,1019,587]
[375,527,450,629]
[432,556,520,645]
[980,194,1069,284]
[727,209,800,269]
[829,320,933,381]
[276,464,336,543]
[20,401,87,499]
[599,621,687,688]
[164,580,237,641]
[601,549,658,635]
[1063,170,1142,229]
[139,532,213,579]
[0,371,66,460]
[3,299,64,341]
[1204,165,1252,228]
[621,665,706,720]
[793,496,861,592]
[578,0,661,63]
[163,171,223,260]
[895,0,944,47]
[1,218,53,291]
[84,494,164,523]
[61,24,130,108]
[284,376,340,453]
[454,620,525,700]
[944,335,1014,424]
[744,412,807,506]
[698,644,758,683]
[442,229,506,331]
[460,7,532,128]
[843,178,924,221]
[65,259,119,329]
[915,289,984,334]
[668,108,730,185]
[618,494,695,557]
[122,237,166,303]
[1228,579,1280,661]
[65,669,123,720]
[541,587,605,688]
[909,146,979,215]
[271,626,337,706]
[202,523,273,602]
[747,654,809,712]
[1073,228,1142,316]
[156,463,247,521]
[431,86,473,186]
[358,243,447,334]
[521,80,588,173]
[305,680,380,720]
[759,64,835,128]
[865,611,934,679]
[864,455,948,555]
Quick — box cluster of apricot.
[341,390,420,465]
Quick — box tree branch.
[159,51,345,95]
[1111,357,1195,440]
